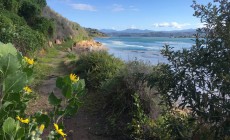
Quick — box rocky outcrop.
[72,40,106,52]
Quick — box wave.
[110,41,160,51]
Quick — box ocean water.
[95,37,195,65]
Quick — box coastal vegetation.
[0,0,229,140]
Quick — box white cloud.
[196,23,205,28]
[129,25,137,29]
[129,5,139,11]
[112,4,125,12]
[71,3,96,11]
[153,22,190,29]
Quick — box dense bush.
[2,10,27,26]
[151,110,195,140]
[0,0,19,13]
[100,61,161,139]
[0,14,15,44]
[147,0,230,139]
[14,25,46,53]
[74,51,124,89]
[33,17,55,38]
[18,0,41,25]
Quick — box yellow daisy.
[23,86,32,93]
[16,115,29,124]
[69,73,79,83]
[24,57,34,65]
[53,123,67,137]
[39,124,45,132]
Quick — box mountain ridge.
[100,28,197,37]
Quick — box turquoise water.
[95,37,195,64]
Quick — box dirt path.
[29,49,115,140]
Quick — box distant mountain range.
[100,29,197,37]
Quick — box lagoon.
[95,37,195,65]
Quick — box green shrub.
[0,0,19,13]
[74,51,124,89]
[0,14,16,44]
[152,111,195,140]
[18,0,41,25]
[14,25,46,53]
[100,61,161,139]
[2,10,26,26]
[33,17,55,38]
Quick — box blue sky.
[46,0,208,31]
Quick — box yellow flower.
[39,124,45,132]
[23,86,32,93]
[16,115,29,124]
[69,73,79,83]
[24,56,34,65]
[54,123,67,137]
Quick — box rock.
[48,41,53,47]
[55,39,62,45]
[67,48,72,52]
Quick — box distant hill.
[100,29,197,37]
[85,28,107,38]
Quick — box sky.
[46,0,209,31]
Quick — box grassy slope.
[42,6,89,40]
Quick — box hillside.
[42,6,89,41]
[0,0,105,54]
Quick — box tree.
[18,0,41,25]
[153,0,230,138]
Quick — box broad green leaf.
[62,85,72,99]
[5,72,27,93]
[48,92,62,106]
[0,43,17,58]
[4,92,20,102]
[16,127,25,139]
[2,117,17,136]
[56,77,64,89]
[35,114,50,128]
[0,54,20,77]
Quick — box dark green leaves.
[48,92,61,106]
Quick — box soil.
[27,49,115,140]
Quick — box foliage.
[74,51,124,89]
[0,43,86,139]
[147,0,230,138]
[0,0,19,13]
[128,93,156,140]
[100,61,160,139]
[0,0,50,52]
[0,14,16,44]
[2,10,27,26]
[33,17,55,38]
[18,0,41,25]
[14,25,46,53]
[152,110,195,140]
